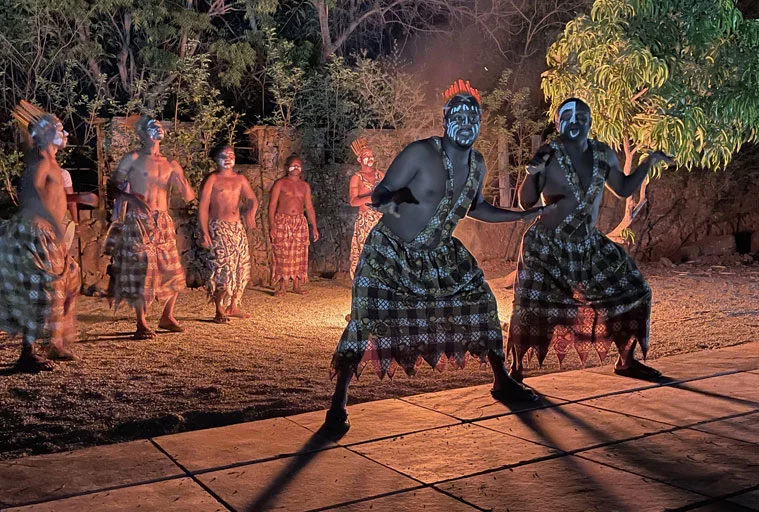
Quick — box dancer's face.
[52,120,68,148]
[557,101,591,142]
[287,158,302,177]
[444,95,481,148]
[216,148,235,170]
[358,149,374,168]
[146,119,165,141]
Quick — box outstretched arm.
[348,174,370,207]
[605,146,675,198]
[370,142,423,206]
[468,154,552,223]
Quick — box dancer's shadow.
[244,427,340,511]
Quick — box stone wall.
[77,125,759,293]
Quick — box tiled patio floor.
[2,342,758,512]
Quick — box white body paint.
[558,101,580,139]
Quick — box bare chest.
[131,155,173,186]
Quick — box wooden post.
[498,135,511,207]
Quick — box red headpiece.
[442,79,481,105]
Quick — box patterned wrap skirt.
[106,209,186,310]
[332,222,504,379]
[0,215,80,348]
[350,208,383,279]
[206,219,251,309]
[271,213,309,282]
[508,222,651,368]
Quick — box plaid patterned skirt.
[107,209,186,310]
[350,208,383,279]
[272,213,309,282]
[508,223,651,368]
[206,219,250,309]
[0,215,80,348]
[332,222,504,379]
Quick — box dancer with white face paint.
[106,115,195,340]
[268,155,319,296]
[347,138,384,279]
[0,103,91,371]
[508,97,675,382]
[198,145,258,323]
[323,80,556,435]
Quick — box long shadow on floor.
[244,427,336,511]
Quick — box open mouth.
[569,129,580,138]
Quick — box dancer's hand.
[649,151,676,168]
[522,201,561,221]
[312,228,320,242]
[201,232,212,249]
[245,211,257,230]
[372,187,419,218]
[526,146,554,175]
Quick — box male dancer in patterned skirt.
[198,145,258,322]
[325,80,554,432]
[507,98,674,382]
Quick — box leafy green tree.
[541,0,759,240]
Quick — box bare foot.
[14,351,55,373]
[614,359,662,381]
[133,327,156,340]
[226,308,251,319]
[158,318,185,333]
[292,288,308,295]
[46,345,78,361]
[273,289,285,297]
[213,313,230,324]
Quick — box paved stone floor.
[2,342,758,511]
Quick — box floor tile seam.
[537,369,745,403]
[419,451,569,487]
[148,438,236,512]
[474,416,680,457]
[571,452,748,500]
[2,473,189,510]
[306,483,488,512]
[669,485,759,512]
[571,399,753,429]
[283,414,466,450]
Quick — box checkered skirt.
[332,137,503,379]
[107,209,186,310]
[271,213,309,282]
[0,216,80,347]
[508,222,651,368]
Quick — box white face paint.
[559,102,579,138]
[52,121,68,148]
[287,160,302,176]
[359,150,374,168]
[558,101,591,141]
[146,120,165,141]
[444,103,481,147]
[216,149,235,170]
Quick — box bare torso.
[20,152,67,232]
[207,172,246,222]
[274,177,309,215]
[380,139,475,244]
[119,151,179,212]
[350,169,384,213]
[538,143,603,234]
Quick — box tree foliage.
[542,0,759,172]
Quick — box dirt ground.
[1,260,758,461]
